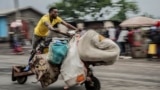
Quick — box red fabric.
[14,46,23,52]
[127,30,134,45]
[133,41,141,47]
[155,21,160,27]
[21,20,29,39]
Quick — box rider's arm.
[44,21,70,36]
[61,20,79,31]
[44,22,57,31]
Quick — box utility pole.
[14,0,21,19]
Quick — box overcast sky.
[0,0,160,18]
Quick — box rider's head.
[49,7,58,18]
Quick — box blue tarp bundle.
[49,40,68,64]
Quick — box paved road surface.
[0,55,160,90]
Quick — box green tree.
[48,0,139,21]
[48,0,112,21]
[111,0,139,21]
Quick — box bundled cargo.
[78,30,120,65]
[47,39,68,65]
[12,30,105,90]
[30,55,60,88]
[61,37,86,87]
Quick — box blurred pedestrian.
[117,27,128,55]
[108,27,116,41]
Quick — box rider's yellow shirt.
[34,14,62,36]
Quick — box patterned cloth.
[30,55,60,88]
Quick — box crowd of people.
[103,26,160,58]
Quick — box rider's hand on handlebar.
[67,28,82,37]
[67,30,76,36]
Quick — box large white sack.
[61,36,86,87]
[78,30,120,65]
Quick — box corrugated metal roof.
[0,6,44,16]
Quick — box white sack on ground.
[78,30,120,65]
